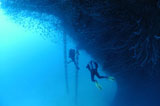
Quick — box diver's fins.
[108,76,115,81]
[95,81,102,90]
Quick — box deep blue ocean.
[0,7,117,106]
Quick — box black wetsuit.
[69,49,79,70]
[86,61,108,82]
[69,49,76,62]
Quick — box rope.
[63,31,69,94]
[75,69,79,104]
[75,50,79,104]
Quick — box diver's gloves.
[108,76,115,81]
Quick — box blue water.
[0,8,117,106]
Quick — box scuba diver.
[86,60,115,90]
[86,61,115,90]
[86,60,109,82]
[68,48,80,70]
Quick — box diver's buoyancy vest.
[69,49,75,58]
[88,61,98,70]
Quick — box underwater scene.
[0,0,160,106]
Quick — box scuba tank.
[69,49,75,59]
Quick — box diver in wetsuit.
[68,49,80,70]
[86,60,112,82]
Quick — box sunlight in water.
[0,9,28,49]
[0,6,62,51]
[0,4,117,106]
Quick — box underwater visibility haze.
[0,0,160,106]
[0,3,116,106]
